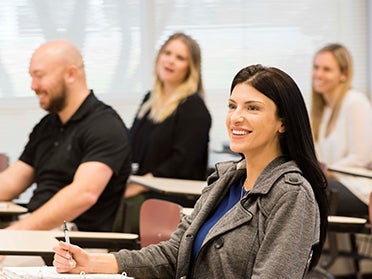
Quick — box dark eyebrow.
[228,98,264,105]
[245,100,265,105]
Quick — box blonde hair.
[311,43,353,141]
[138,32,204,123]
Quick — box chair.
[370,191,372,233]
[0,153,9,172]
[139,198,182,248]
[323,191,372,278]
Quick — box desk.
[129,175,206,197]
[0,202,28,225]
[328,165,372,179]
[0,230,57,265]
[54,231,139,250]
[323,171,372,274]
[327,165,372,205]
[327,215,369,234]
[0,230,57,256]
[325,215,371,275]
[182,208,194,216]
[0,230,139,265]
[0,202,28,217]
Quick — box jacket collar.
[211,155,302,196]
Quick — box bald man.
[0,40,131,232]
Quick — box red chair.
[139,199,182,248]
[0,153,9,172]
[370,192,372,233]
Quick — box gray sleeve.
[251,184,320,278]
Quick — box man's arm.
[0,160,34,201]
[6,161,113,230]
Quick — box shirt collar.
[64,89,98,125]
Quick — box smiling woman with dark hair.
[53,64,328,279]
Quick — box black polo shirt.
[20,91,131,232]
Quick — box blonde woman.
[311,43,372,216]
[124,32,211,232]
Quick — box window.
[0,0,369,160]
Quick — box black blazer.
[130,92,211,180]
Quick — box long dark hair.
[231,64,328,270]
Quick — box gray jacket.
[114,156,320,278]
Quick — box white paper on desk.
[332,172,372,205]
[2,266,133,279]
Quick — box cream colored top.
[317,89,372,204]
[317,89,372,168]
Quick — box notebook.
[1,266,134,279]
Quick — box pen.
[63,220,71,245]
[63,221,74,266]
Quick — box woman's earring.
[278,126,285,134]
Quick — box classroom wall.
[0,91,229,165]
[0,2,370,163]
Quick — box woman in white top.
[311,43,372,216]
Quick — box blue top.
[192,177,246,261]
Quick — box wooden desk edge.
[0,230,139,257]
[54,231,139,240]
[129,175,206,196]
[327,166,372,179]
[0,201,28,214]
[327,215,370,234]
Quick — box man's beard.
[45,83,67,113]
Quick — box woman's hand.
[318,161,336,178]
[323,168,336,178]
[125,174,153,198]
[53,241,120,274]
[366,161,372,170]
[53,241,90,274]
[124,183,148,198]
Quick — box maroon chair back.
[139,199,181,248]
[369,192,372,233]
[0,153,9,172]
